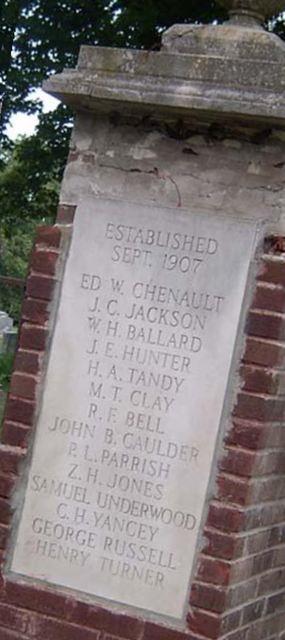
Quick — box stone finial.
[218,0,285,23]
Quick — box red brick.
[0,498,10,525]
[187,608,220,639]
[207,503,245,533]
[227,422,285,451]
[0,446,25,475]
[247,310,285,341]
[0,524,9,549]
[252,550,274,576]
[254,450,285,475]
[273,545,285,567]
[190,582,226,613]
[229,556,255,583]
[0,569,4,594]
[243,337,285,369]
[19,323,48,351]
[219,447,256,477]
[36,225,61,248]
[0,474,16,498]
[203,528,244,560]
[249,476,285,503]
[227,578,258,609]
[258,256,285,286]
[143,622,191,640]
[5,397,34,426]
[0,601,36,635]
[0,628,27,640]
[197,556,231,586]
[245,529,271,555]
[221,611,243,635]
[6,581,67,618]
[30,249,59,276]
[233,392,285,422]
[240,366,280,395]
[242,599,265,624]
[26,274,56,301]
[35,615,101,640]
[217,474,249,506]
[1,422,30,448]
[266,424,285,447]
[57,203,76,223]
[67,601,144,639]
[21,298,49,325]
[258,569,285,597]
[104,636,142,640]
[245,502,285,531]
[10,373,37,401]
[225,420,267,450]
[14,350,40,375]
[253,283,285,313]
[268,523,285,546]
[266,591,285,614]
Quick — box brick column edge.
[0,232,284,640]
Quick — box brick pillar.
[0,237,284,639]
[187,243,285,640]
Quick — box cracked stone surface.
[58,114,285,232]
[42,12,285,232]
[44,4,285,127]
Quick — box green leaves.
[0,111,68,319]
[0,121,65,229]
[0,351,14,391]
[0,0,284,324]
[1,0,119,126]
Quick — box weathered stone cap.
[43,3,285,127]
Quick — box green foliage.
[0,123,65,320]
[1,0,117,129]
[0,220,35,319]
[0,351,14,391]
[1,1,284,135]
[0,1,23,99]
[0,0,284,323]
[0,110,68,227]
[112,0,227,49]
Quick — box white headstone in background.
[0,313,14,354]
[0,312,13,333]
[2,328,18,354]
[11,199,257,620]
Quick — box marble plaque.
[11,199,257,620]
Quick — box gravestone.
[1,2,285,639]
[0,312,13,334]
[10,202,257,619]
[2,328,18,355]
[0,312,14,354]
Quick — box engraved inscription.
[11,199,257,620]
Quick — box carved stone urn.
[218,0,285,22]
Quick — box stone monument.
[0,312,13,334]
[0,2,285,639]
[0,312,14,354]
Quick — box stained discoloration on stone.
[58,114,285,232]
[43,10,285,231]
[43,13,285,127]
